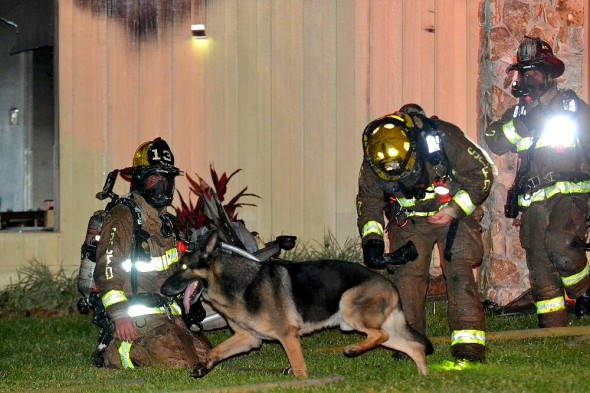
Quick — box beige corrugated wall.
[0,0,481,287]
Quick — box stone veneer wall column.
[479,0,586,306]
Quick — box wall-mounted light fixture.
[191,24,206,39]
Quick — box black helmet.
[363,113,417,182]
[508,36,564,98]
[509,36,564,78]
[121,137,181,208]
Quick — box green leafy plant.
[0,259,79,317]
[283,231,362,263]
[172,163,260,238]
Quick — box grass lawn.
[2,301,590,393]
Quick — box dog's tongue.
[183,281,199,313]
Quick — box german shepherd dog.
[161,231,433,378]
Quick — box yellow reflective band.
[127,302,182,318]
[515,136,534,152]
[535,296,566,314]
[452,190,476,216]
[397,193,437,208]
[451,330,486,346]
[118,341,135,369]
[502,120,523,145]
[406,210,439,217]
[516,132,578,153]
[102,290,128,308]
[518,181,590,207]
[562,261,590,287]
[121,247,179,273]
[361,221,384,238]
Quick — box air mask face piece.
[509,66,549,99]
[140,168,176,209]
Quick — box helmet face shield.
[364,120,415,181]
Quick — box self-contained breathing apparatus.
[504,92,585,219]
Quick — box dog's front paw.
[343,345,361,357]
[191,364,209,378]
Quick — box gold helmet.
[363,113,416,182]
[120,137,180,181]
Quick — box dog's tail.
[390,304,434,356]
[408,324,434,355]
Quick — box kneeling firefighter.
[92,137,211,369]
[357,105,494,363]
[485,36,590,327]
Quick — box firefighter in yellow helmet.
[485,36,590,327]
[94,137,211,369]
[357,107,494,364]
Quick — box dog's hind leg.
[193,329,262,378]
[381,336,429,376]
[277,327,308,378]
[380,309,430,376]
[339,287,390,356]
[342,327,389,357]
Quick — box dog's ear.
[204,230,220,256]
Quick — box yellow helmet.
[120,137,180,181]
[363,114,416,182]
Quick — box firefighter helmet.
[509,36,564,78]
[120,137,181,208]
[363,114,417,182]
[508,36,564,98]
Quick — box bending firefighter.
[485,36,590,327]
[93,137,211,368]
[357,105,494,363]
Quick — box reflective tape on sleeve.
[361,221,384,238]
[452,190,476,216]
[535,296,566,314]
[502,120,523,145]
[102,290,128,308]
[561,261,590,288]
[451,330,486,346]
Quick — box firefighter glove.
[520,104,546,134]
[363,238,385,269]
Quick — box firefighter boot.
[574,292,590,319]
[451,343,485,363]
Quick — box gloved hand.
[362,238,385,269]
[519,104,546,134]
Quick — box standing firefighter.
[485,36,590,327]
[357,105,494,365]
[94,137,211,369]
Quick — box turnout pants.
[520,194,590,328]
[104,315,211,369]
[390,216,486,360]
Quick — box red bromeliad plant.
[172,163,260,237]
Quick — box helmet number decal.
[150,147,173,164]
